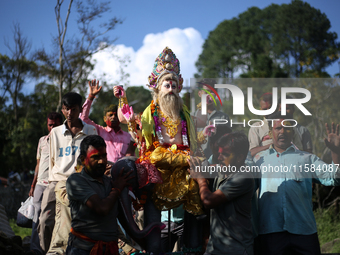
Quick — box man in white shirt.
[38,92,97,254]
[29,112,62,255]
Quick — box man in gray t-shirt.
[66,135,133,254]
[208,172,254,255]
[189,131,254,255]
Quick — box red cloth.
[136,158,163,188]
[70,228,118,255]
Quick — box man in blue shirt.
[252,112,340,255]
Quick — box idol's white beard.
[154,90,183,120]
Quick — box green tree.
[0,23,37,123]
[273,0,339,77]
[0,24,40,176]
[196,18,241,78]
[196,1,339,78]
[35,0,123,112]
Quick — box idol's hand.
[121,104,134,122]
[113,85,125,98]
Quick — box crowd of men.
[26,55,340,255]
[28,81,136,255]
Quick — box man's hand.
[88,79,102,98]
[28,186,34,197]
[187,156,206,182]
[113,85,126,98]
[324,122,340,154]
[111,168,134,192]
[104,164,112,177]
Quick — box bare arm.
[196,178,228,210]
[113,86,135,124]
[86,189,121,216]
[88,79,102,100]
[79,80,102,127]
[28,158,40,197]
[117,107,127,124]
[188,157,228,209]
[85,169,134,216]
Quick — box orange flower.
[151,100,155,114]
[153,141,160,148]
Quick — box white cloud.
[90,27,204,90]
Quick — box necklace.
[157,107,180,138]
[151,101,189,146]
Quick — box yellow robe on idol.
[140,104,203,215]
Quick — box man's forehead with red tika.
[218,145,233,155]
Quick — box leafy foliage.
[35,0,123,111]
[196,0,339,78]
[0,1,124,176]
[9,218,32,239]
[315,207,340,252]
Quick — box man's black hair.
[47,112,63,123]
[266,111,294,129]
[62,92,82,109]
[80,135,106,158]
[217,131,249,159]
[210,125,232,146]
[103,104,118,116]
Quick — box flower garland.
[132,102,190,210]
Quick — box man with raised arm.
[80,80,135,164]
[253,111,340,254]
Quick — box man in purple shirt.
[80,80,135,163]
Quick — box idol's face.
[160,79,178,95]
